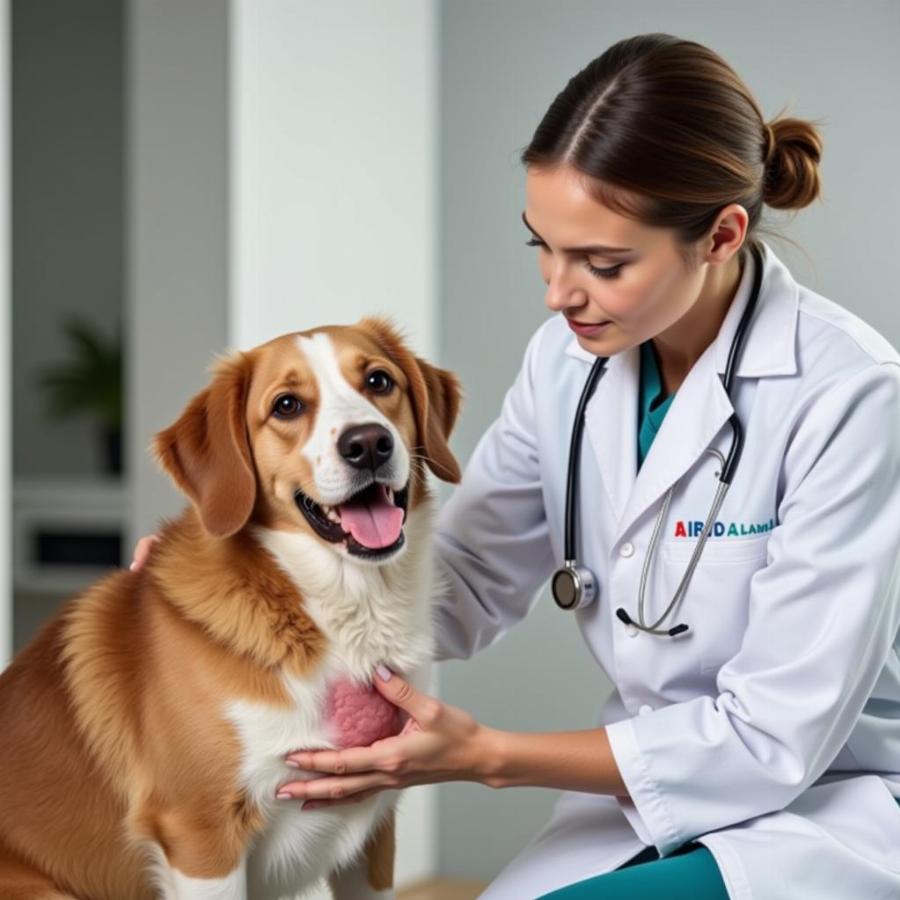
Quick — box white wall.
[230,1,439,887]
[230,0,438,354]
[0,0,10,670]
[127,0,230,546]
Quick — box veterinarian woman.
[132,33,900,899]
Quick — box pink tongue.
[338,486,404,549]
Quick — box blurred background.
[0,1,897,897]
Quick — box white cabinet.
[12,476,127,595]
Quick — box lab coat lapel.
[618,347,734,543]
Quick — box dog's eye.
[272,394,304,419]
[366,369,394,395]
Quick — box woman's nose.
[544,267,587,313]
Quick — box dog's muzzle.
[294,480,410,560]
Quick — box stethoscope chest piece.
[551,561,597,610]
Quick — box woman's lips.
[567,318,611,337]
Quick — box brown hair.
[520,33,825,268]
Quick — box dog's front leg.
[327,805,397,900]
[169,862,247,900]
[149,806,249,900]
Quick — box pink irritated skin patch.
[324,677,402,748]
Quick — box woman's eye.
[584,260,625,280]
[525,237,624,280]
[272,394,304,419]
[366,369,394,394]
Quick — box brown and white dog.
[0,318,462,900]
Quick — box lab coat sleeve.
[430,322,556,661]
[605,361,900,856]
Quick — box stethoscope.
[550,242,764,637]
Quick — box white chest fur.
[217,503,436,897]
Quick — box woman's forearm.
[477,726,631,798]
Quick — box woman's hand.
[276,666,501,810]
[129,534,160,571]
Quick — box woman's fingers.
[277,771,395,802]
[285,743,398,775]
[302,787,382,810]
[371,665,446,730]
[129,534,161,571]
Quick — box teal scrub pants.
[538,798,900,899]
[537,841,728,900]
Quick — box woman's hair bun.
[763,116,824,211]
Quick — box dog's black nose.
[338,424,394,471]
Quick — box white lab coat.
[431,240,900,899]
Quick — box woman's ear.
[152,351,257,536]
[357,316,463,484]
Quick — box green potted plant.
[38,315,123,475]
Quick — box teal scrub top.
[637,340,675,471]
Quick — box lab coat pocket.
[660,534,770,675]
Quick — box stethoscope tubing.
[563,355,607,562]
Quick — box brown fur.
[0,320,461,897]
[364,808,397,891]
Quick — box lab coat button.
[639,704,653,716]
[620,542,634,558]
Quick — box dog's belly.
[224,668,405,895]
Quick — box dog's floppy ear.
[152,350,257,537]
[415,356,463,484]
[358,316,463,484]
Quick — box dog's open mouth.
[294,481,410,559]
